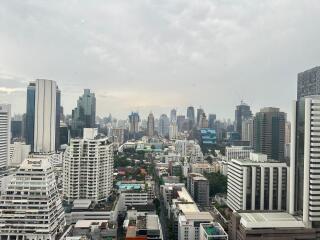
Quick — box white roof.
[73,199,92,209]
[239,212,305,229]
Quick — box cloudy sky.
[0,0,320,120]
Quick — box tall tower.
[34,79,59,153]
[25,82,36,150]
[147,112,155,137]
[159,114,170,137]
[196,108,204,127]
[297,66,320,100]
[129,112,140,135]
[0,156,66,239]
[187,106,195,126]
[71,89,96,137]
[170,109,177,123]
[253,107,286,161]
[63,129,114,203]
[0,104,11,168]
[235,101,252,138]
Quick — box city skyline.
[1,1,320,118]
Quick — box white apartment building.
[227,153,289,212]
[0,104,11,168]
[225,146,252,161]
[63,128,114,203]
[191,163,217,174]
[0,156,65,240]
[175,140,203,162]
[178,212,213,240]
[241,118,253,145]
[9,142,31,166]
[34,79,57,153]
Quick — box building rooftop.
[177,187,194,202]
[239,212,305,229]
[73,199,92,209]
[178,203,199,213]
[184,212,213,221]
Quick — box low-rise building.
[225,146,252,161]
[229,211,317,240]
[187,173,209,207]
[70,220,117,240]
[191,163,217,174]
[199,223,228,240]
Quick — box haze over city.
[1,0,320,118]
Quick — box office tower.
[110,127,125,145]
[0,104,11,169]
[147,112,155,137]
[285,121,291,144]
[169,122,178,140]
[225,146,253,161]
[60,122,69,145]
[208,114,216,129]
[9,142,31,166]
[170,108,177,123]
[199,112,209,128]
[128,112,140,133]
[187,173,209,207]
[159,114,170,137]
[235,101,252,138]
[71,89,96,137]
[187,106,195,126]
[297,66,320,100]
[55,88,61,149]
[33,79,60,153]
[0,156,65,239]
[290,96,320,227]
[253,107,286,161]
[227,153,288,211]
[11,115,23,140]
[197,108,204,127]
[25,82,35,150]
[177,115,186,132]
[63,128,114,203]
[241,118,254,145]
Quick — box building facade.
[0,104,11,169]
[0,156,66,240]
[187,173,209,207]
[159,114,169,137]
[25,82,36,150]
[225,146,253,161]
[297,66,320,100]
[63,129,114,203]
[235,102,252,138]
[147,112,155,137]
[253,107,286,161]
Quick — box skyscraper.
[0,104,11,169]
[235,101,252,138]
[297,66,320,100]
[159,114,170,137]
[290,96,320,227]
[147,112,155,137]
[199,112,209,128]
[71,89,96,137]
[63,128,114,203]
[0,156,66,239]
[196,108,204,127]
[170,109,177,123]
[129,112,140,135]
[187,106,195,126]
[169,122,178,140]
[25,82,35,150]
[208,114,216,129]
[34,79,60,153]
[242,118,254,146]
[253,107,286,161]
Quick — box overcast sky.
[1,0,320,120]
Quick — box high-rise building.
[177,115,186,132]
[290,96,320,227]
[63,128,114,203]
[170,108,177,123]
[297,66,320,100]
[71,89,96,137]
[25,82,35,150]
[187,106,195,124]
[285,121,291,144]
[197,108,204,127]
[9,142,31,167]
[227,153,288,211]
[128,112,140,134]
[199,112,209,128]
[208,114,216,129]
[235,101,252,138]
[241,118,254,146]
[253,107,286,161]
[33,79,60,153]
[159,114,169,137]
[11,115,23,140]
[169,122,178,140]
[0,156,66,239]
[187,173,209,207]
[147,112,155,137]
[0,104,11,169]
